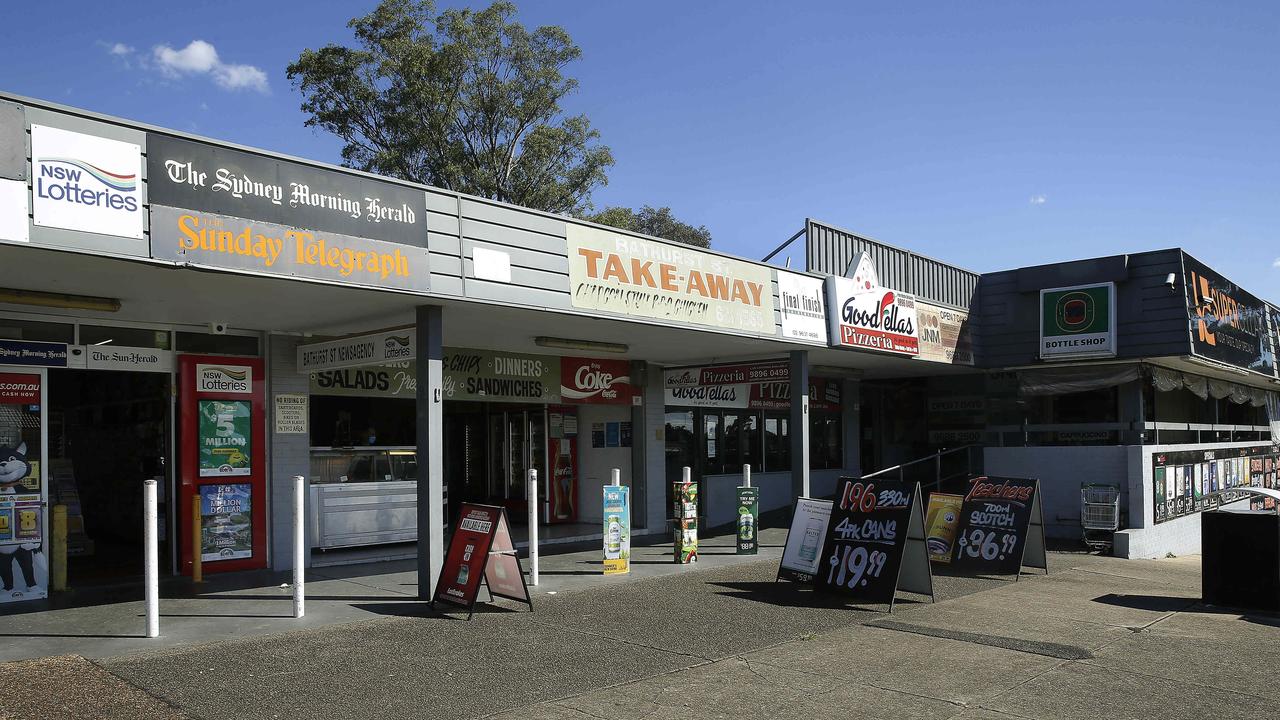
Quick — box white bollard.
[683,466,692,484]
[611,468,621,486]
[743,463,751,488]
[293,475,305,619]
[528,469,539,586]
[143,479,159,638]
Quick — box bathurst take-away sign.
[825,276,920,356]
[567,224,775,334]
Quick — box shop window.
[79,324,170,349]
[0,318,74,343]
[764,414,790,472]
[175,331,260,356]
[811,414,842,470]
[702,412,724,475]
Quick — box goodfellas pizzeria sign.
[824,276,920,356]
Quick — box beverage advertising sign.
[825,276,920,356]
[30,124,144,241]
[1039,282,1116,360]
[602,485,631,574]
[435,504,501,609]
[736,486,759,555]
[567,224,776,335]
[151,206,431,294]
[949,477,1047,577]
[199,484,253,562]
[1183,254,1275,377]
[1152,445,1278,524]
[147,133,425,246]
[560,357,637,405]
[198,400,252,477]
[777,271,829,344]
[916,302,975,365]
[924,493,963,563]
[777,497,832,583]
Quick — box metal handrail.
[863,444,981,491]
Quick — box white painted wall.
[984,446,1130,540]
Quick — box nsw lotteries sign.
[30,125,144,240]
[825,276,920,356]
[1039,283,1115,360]
[567,224,775,335]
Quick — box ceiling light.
[534,336,629,354]
[0,289,121,313]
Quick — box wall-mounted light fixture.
[534,336,629,354]
[0,289,121,313]
[1165,273,1177,293]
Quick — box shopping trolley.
[1081,484,1120,552]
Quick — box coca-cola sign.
[560,357,637,405]
[825,275,920,356]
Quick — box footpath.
[0,531,1275,720]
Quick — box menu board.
[814,478,933,608]
[777,498,833,583]
[949,477,1046,577]
[1153,445,1279,524]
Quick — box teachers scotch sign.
[567,224,775,334]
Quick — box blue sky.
[2,1,1276,298]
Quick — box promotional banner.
[151,206,431,294]
[603,485,631,574]
[777,497,833,583]
[434,503,501,609]
[567,224,775,335]
[736,486,759,555]
[777,271,829,344]
[443,349,561,404]
[147,133,425,246]
[30,124,144,241]
[199,484,253,562]
[924,493,964,563]
[825,276,920,356]
[673,480,698,564]
[1183,254,1275,377]
[1153,445,1278,524]
[198,400,252,477]
[0,372,46,603]
[916,302,975,365]
[814,478,933,608]
[949,477,1047,577]
[560,357,637,405]
[1039,283,1116,360]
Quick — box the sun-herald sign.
[297,329,417,373]
[567,224,775,334]
[825,275,920,356]
[1039,282,1116,360]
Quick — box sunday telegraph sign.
[567,224,775,335]
[1039,282,1116,360]
[147,134,425,246]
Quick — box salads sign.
[567,224,775,335]
[825,275,920,356]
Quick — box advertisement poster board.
[198,400,252,477]
[924,493,964,563]
[777,497,833,583]
[916,302,975,365]
[30,124,145,241]
[814,478,933,609]
[433,503,531,618]
[483,509,531,605]
[1183,254,1275,377]
[777,271,829,344]
[949,477,1047,578]
[736,486,759,555]
[1153,445,1278,523]
[1039,283,1116,360]
[673,480,698,563]
[603,485,631,574]
[825,276,920,356]
[199,483,253,562]
[0,371,47,603]
[560,357,637,404]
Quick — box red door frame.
[177,355,267,575]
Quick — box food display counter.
[309,446,434,550]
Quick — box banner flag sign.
[198,483,253,562]
[1039,282,1116,360]
[432,503,532,619]
[736,486,760,555]
[603,485,631,574]
[924,493,964,564]
[814,478,934,610]
[1183,253,1276,377]
[198,400,252,477]
[949,477,1047,579]
[673,480,698,564]
[776,497,833,583]
[825,276,920,356]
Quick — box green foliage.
[584,205,713,248]
[287,0,613,215]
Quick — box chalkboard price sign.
[949,476,1047,578]
[814,478,934,610]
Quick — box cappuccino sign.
[825,276,920,356]
[196,364,253,394]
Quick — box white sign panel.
[777,271,828,344]
[274,393,309,434]
[825,276,920,356]
[297,328,416,373]
[30,124,144,240]
[77,345,174,373]
[779,497,834,581]
[0,178,28,244]
[567,224,775,335]
[196,363,253,393]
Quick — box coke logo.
[575,366,618,392]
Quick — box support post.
[611,468,621,486]
[528,468,539,586]
[191,493,202,584]
[789,350,810,499]
[51,504,67,592]
[415,305,445,600]
[293,475,305,619]
[743,464,751,488]
[144,479,159,638]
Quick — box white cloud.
[1273,257,1280,269]
[1029,194,1047,206]
[151,40,269,94]
[108,42,134,56]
